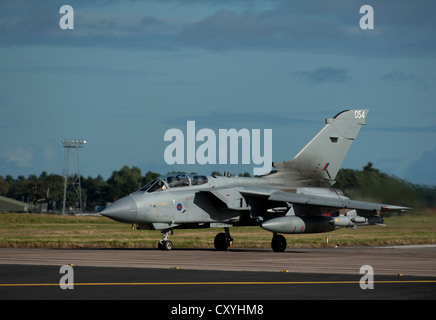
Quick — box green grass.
[0,212,435,249]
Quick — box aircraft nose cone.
[101,196,138,223]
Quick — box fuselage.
[101,173,349,231]
[102,174,264,226]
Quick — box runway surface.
[1,245,435,276]
[1,246,435,300]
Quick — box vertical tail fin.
[273,109,368,186]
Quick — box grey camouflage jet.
[101,109,410,252]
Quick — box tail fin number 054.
[355,110,366,119]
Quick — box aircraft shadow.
[52,247,307,254]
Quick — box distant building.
[0,195,28,212]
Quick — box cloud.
[164,110,319,128]
[181,9,282,47]
[1,146,34,168]
[404,146,436,185]
[381,71,414,86]
[0,1,178,49]
[0,140,63,178]
[1,0,436,56]
[368,125,436,134]
[1,65,165,79]
[293,67,350,84]
[179,1,436,56]
[179,8,345,50]
[381,70,429,90]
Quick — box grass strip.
[0,212,435,249]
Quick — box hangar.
[0,195,28,212]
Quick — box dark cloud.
[179,7,347,50]
[381,71,414,86]
[0,1,178,49]
[1,0,435,56]
[179,0,436,56]
[293,67,350,84]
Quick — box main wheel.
[163,240,173,251]
[214,233,229,251]
[158,240,173,251]
[271,234,287,252]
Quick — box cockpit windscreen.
[138,174,208,193]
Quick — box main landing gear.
[214,227,233,251]
[271,233,287,252]
[157,228,286,252]
[158,228,173,251]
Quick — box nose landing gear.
[158,229,174,251]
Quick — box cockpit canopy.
[138,174,209,193]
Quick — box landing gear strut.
[271,233,287,252]
[158,228,173,251]
[214,227,233,251]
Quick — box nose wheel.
[158,229,174,251]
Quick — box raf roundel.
[177,203,182,211]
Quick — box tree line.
[0,166,160,211]
[0,163,435,212]
[334,162,436,209]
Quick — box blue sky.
[1,0,435,185]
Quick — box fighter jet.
[101,109,410,252]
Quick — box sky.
[0,0,435,185]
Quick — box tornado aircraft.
[101,109,409,252]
